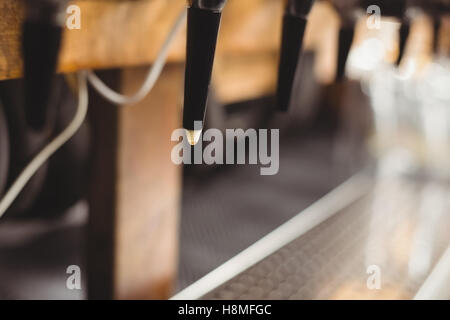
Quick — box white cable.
[0,9,186,217]
[0,71,89,218]
[87,8,187,105]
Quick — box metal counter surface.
[173,173,450,300]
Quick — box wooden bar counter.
[3,0,444,300]
[0,0,292,300]
[0,0,188,300]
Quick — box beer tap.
[22,0,67,131]
[359,0,409,65]
[332,0,362,81]
[276,0,315,112]
[183,0,228,145]
[408,0,450,55]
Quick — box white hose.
[0,71,89,218]
[87,8,187,105]
[0,9,187,218]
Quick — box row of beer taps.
[183,0,450,144]
[19,0,450,146]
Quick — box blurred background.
[0,0,449,299]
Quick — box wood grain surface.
[0,0,187,80]
[88,64,183,299]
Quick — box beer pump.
[397,18,410,66]
[410,0,450,55]
[332,0,361,82]
[183,0,228,145]
[359,0,409,65]
[0,0,69,217]
[332,0,410,80]
[22,0,67,131]
[276,0,315,112]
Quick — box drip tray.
[173,173,450,300]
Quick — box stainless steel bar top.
[172,172,450,300]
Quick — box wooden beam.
[0,0,285,83]
[0,0,339,103]
[0,0,287,81]
[88,64,182,299]
[0,0,187,81]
